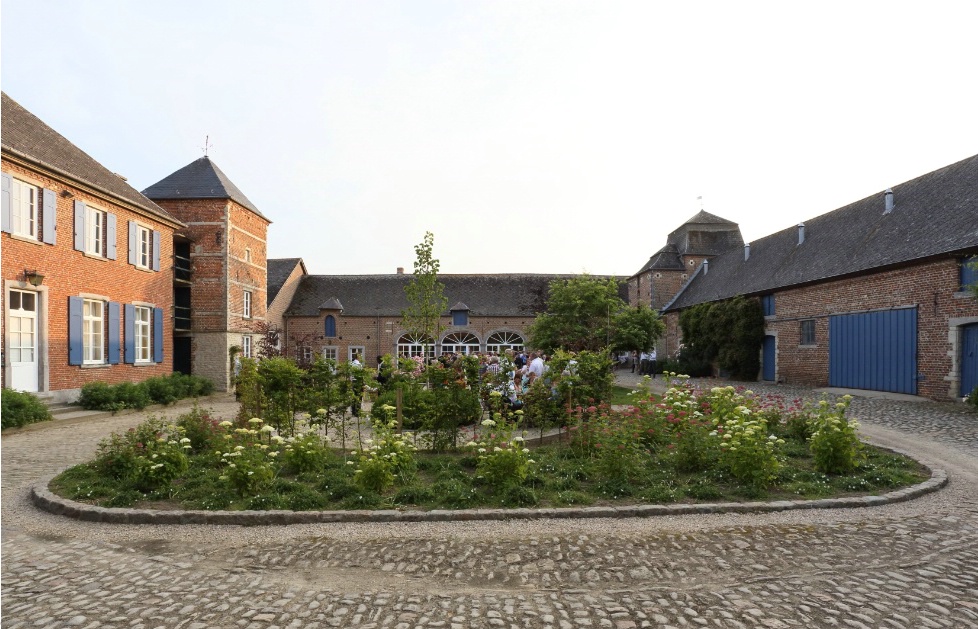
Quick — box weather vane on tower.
[202,135,213,156]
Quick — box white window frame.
[301,346,313,362]
[242,335,252,358]
[10,177,39,239]
[136,224,151,269]
[396,334,435,359]
[349,346,365,363]
[135,306,152,363]
[243,290,252,319]
[85,206,105,256]
[83,299,105,364]
[322,346,338,362]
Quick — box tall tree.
[402,232,448,355]
[611,304,665,354]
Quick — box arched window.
[324,315,336,338]
[441,332,480,355]
[486,331,524,354]
[397,333,434,358]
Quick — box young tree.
[402,231,448,357]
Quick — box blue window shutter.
[152,230,161,271]
[107,302,120,364]
[68,297,83,365]
[153,307,164,363]
[106,213,117,259]
[453,311,467,326]
[128,221,137,265]
[1,172,12,233]
[124,304,136,364]
[325,315,336,337]
[73,200,86,251]
[42,188,57,244]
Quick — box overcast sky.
[3,1,976,276]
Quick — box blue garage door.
[829,308,917,395]
[962,324,978,398]
[762,335,776,381]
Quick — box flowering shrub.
[467,414,534,488]
[352,412,417,492]
[215,418,277,496]
[704,386,783,488]
[94,418,189,491]
[808,395,863,474]
[282,431,332,475]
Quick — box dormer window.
[325,314,337,337]
[450,302,470,326]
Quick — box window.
[242,335,252,358]
[962,256,978,292]
[762,294,775,317]
[134,306,151,362]
[322,346,338,361]
[302,346,312,362]
[324,315,336,337]
[349,346,365,363]
[136,225,151,269]
[800,320,816,346]
[85,207,104,256]
[485,331,525,354]
[397,334,435,358]
[452,311,468,326]
[243,291,252,318]
[245,248,252,263]
[441,332,479,355]
[10,178,38,238]
[83,299,104,364]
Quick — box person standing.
[527,351,545,385]
[649,348,657,378]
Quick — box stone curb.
[31,454,948,526]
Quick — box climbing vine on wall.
[678,296,765,380]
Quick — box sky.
[3,1,977,276]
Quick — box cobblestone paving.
[3,389,978,628]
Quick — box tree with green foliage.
[402,232,448,357]
[529,274,663,354]
[611,304,665,355]
[678,295,765,380]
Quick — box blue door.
[962,324,978,398]
[829,308,917,395]
[762,335,776,381]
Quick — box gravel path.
[3,384,978,628]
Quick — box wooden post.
[396,387,404,433]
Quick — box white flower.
[219,421,233,428]
[249,417,263,424]
[179,437,191,444]
[482,419,497,427]
[512,436,524,442]
[234,445,245,451]
[260,425,275,433]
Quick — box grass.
[608,386,657,405]
[49,438,928,512]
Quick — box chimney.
[797,223,805,245]
[744,243,751,261]
[884,188,894,214]
[702,259,709,274]
[396,267,404,275]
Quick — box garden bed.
[48,378,930,513]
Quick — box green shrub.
[144,376,179,405]
[968,385,978,411]
[115,382,152,410]
[79,382,121,411]
[1,389,52,429]
[809,396,863,474]
[175,405,222,453]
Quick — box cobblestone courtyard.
[3,378,978,628]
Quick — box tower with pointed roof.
[143,157,271,390]
[628,210,743,310]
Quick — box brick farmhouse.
[3,91,976,402]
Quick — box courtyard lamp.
[23,269,44,287]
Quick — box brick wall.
[283,314,535,366]
[661,258,978,400]
[2,159,178,398]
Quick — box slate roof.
[267,258,305,306]
[286,274,629,318]
[142,156,269,221]
[664,153,978,311]
[1,93,181,226]
[632,211,743,277]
